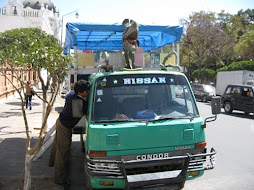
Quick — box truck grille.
[85,148,216,178]
[86,160,122,177]
[125,160,184,175]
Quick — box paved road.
[1,95,254,190]
[0,92,86,190]
[185,101,254,190]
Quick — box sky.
[0,0,253,26]
[49,0,253,42]
[50,0,253,40]
[51,0,254,26]
[0,0,253,42]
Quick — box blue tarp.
[63,22,183,54]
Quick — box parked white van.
[245,80,254,86]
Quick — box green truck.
[73,69,220,190]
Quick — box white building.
[0,0,60,39]
[0,0,61,100]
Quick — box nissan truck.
[73,68,220,190]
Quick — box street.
[1,97,254,190]
[184,101,254,190]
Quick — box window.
[231,87,241,95]
[243,87,253,97]
[225,86,232,95]
[92,74,198,122]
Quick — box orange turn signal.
[195,142,207,149]
[88,150,107,157]
[189,171,200,177]
[99,180,114,186]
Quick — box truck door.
[241,87,254,112]
[230,86,242,109]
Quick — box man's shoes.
[48,162,54,167]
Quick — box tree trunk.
[42,90,48,131]
[23,153,34,190]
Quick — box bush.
[192,68,216,83]
[217,61,254,72]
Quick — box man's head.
[74,80,90,97]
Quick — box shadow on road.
[5,101,40,107]
[221,111,254,119]
[0,137,86,190]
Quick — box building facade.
[0,0,61,101]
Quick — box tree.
[0,28,70,190]
[231,9,254,42]
[234,30,254,61]
[217,60,254,72]
[219,9,254,62]
[180,46,196,80]
[180,9,254,81]
[181,11,235,81]
[191,68,216,83]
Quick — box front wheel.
[80,134,85,152]
[244,111,250,115]
[202,95,208,102]
[224,102,233,113]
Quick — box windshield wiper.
[154,115,195,121]
[93,119,136,123]
[93,116,195,123]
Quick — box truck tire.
[85,178,93,190]
[80,134,85,152]
[244,111,250,115]
[84,174,93,190]
[224,101,233,113]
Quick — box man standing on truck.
[48,80,90,189]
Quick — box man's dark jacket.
[59,93,88,129]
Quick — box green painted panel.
[90,177,125,189]
[87,118,205,155]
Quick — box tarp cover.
[64,22,183,54]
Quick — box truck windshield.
[92,74,199,122]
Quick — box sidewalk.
[0,90,86,190]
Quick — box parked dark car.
[222,84,254,114]
[191,84,216,102]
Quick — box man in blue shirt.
[49,80,90,189]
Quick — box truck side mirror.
[202,96,221,129]
[72,99,83,118]
[211,96,221,115]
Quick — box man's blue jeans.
[25,95,32,110]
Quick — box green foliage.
[234,30,254,60]
[181,9,254,74]
[0,28,72,190]
[0,28,70,82]
[192,68,216,83]
[181,11,236,71]
[217,61,254,71]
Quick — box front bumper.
[85,148,216,189]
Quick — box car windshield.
[92,74,199,122]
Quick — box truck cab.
[75,69,219,190]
